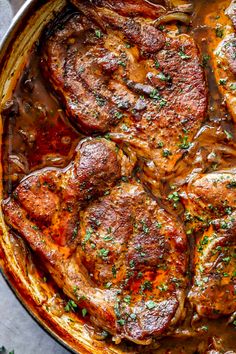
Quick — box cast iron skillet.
[1,1,234,353]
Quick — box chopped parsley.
[112,265,117,278]
[118,61,126,67]
[159,98,167,108]
[202,54,210,67]
[201,236,209,245]
[158,283,168,292]
[82,308,87,317]
[129,260,135,269]
[179,135,191,149]
[114,303,120,317]
[64,299,78,312]
[117,319,126,326]
[31,225,39,231]
[141,220,149,234]
[98,248,109,259]
[227,180,236,188]
[130,313,137,320]
[141,280,153,292]
[215,27,224,38]
[121,124,129,132]
[103,235,113,242]
[73,286,78,294]
[114,111,124,120]
[201,325,208,332]
[178,50,191,60]
[137,271,143,279]
[168,191,180,208]
[230,83,236,91]
[219,78,227,86]
[157,72,171,82]
[155,221,162,229]
[157,141,164,148]
[84,228,92,242]
[224,130,233,140]
[95,29,102,38]
[150,89,159,99]
[124,295,131,304]
[220,220,230,229]
[225,206,232,215]
[104,282,112,289]
[146,300,156,310]
[72,224,79,239]
[162,149,172,157]
[96,96,106,107]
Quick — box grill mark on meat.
[2,138,188,344]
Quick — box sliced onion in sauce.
[164,0,193,12]
[9,154,29,174]
[154,12,191,26]
[43,154,67,167]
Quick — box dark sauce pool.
[2,36,82,196]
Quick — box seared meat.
[227,0,236,29]
[211,1,236,121]
[3,138,125,247]
[213,34,236,122]
[182,171,236,317]
[183,171,236,225]
[189,219,236,318]
[2,138,188,344]
[42,0,207,181]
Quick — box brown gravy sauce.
[2,0,236,353]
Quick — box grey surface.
[0,1,70,353]
[0,277,70,354]
[0,0,13,39]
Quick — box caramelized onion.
[84,324,109,341]
[172,329,198,338]
[9,154,29,174]
[43,154,67,167]
[227,311,236,325]
[164,0,193,12]
[1,99,19,117]
[154,12,191,26]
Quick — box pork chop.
[213,33,236,123]
[226,0,236,29]
[2,138,188,344]
[41,0,207,184]
[210,1,236,122]
[181,171,236,317]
